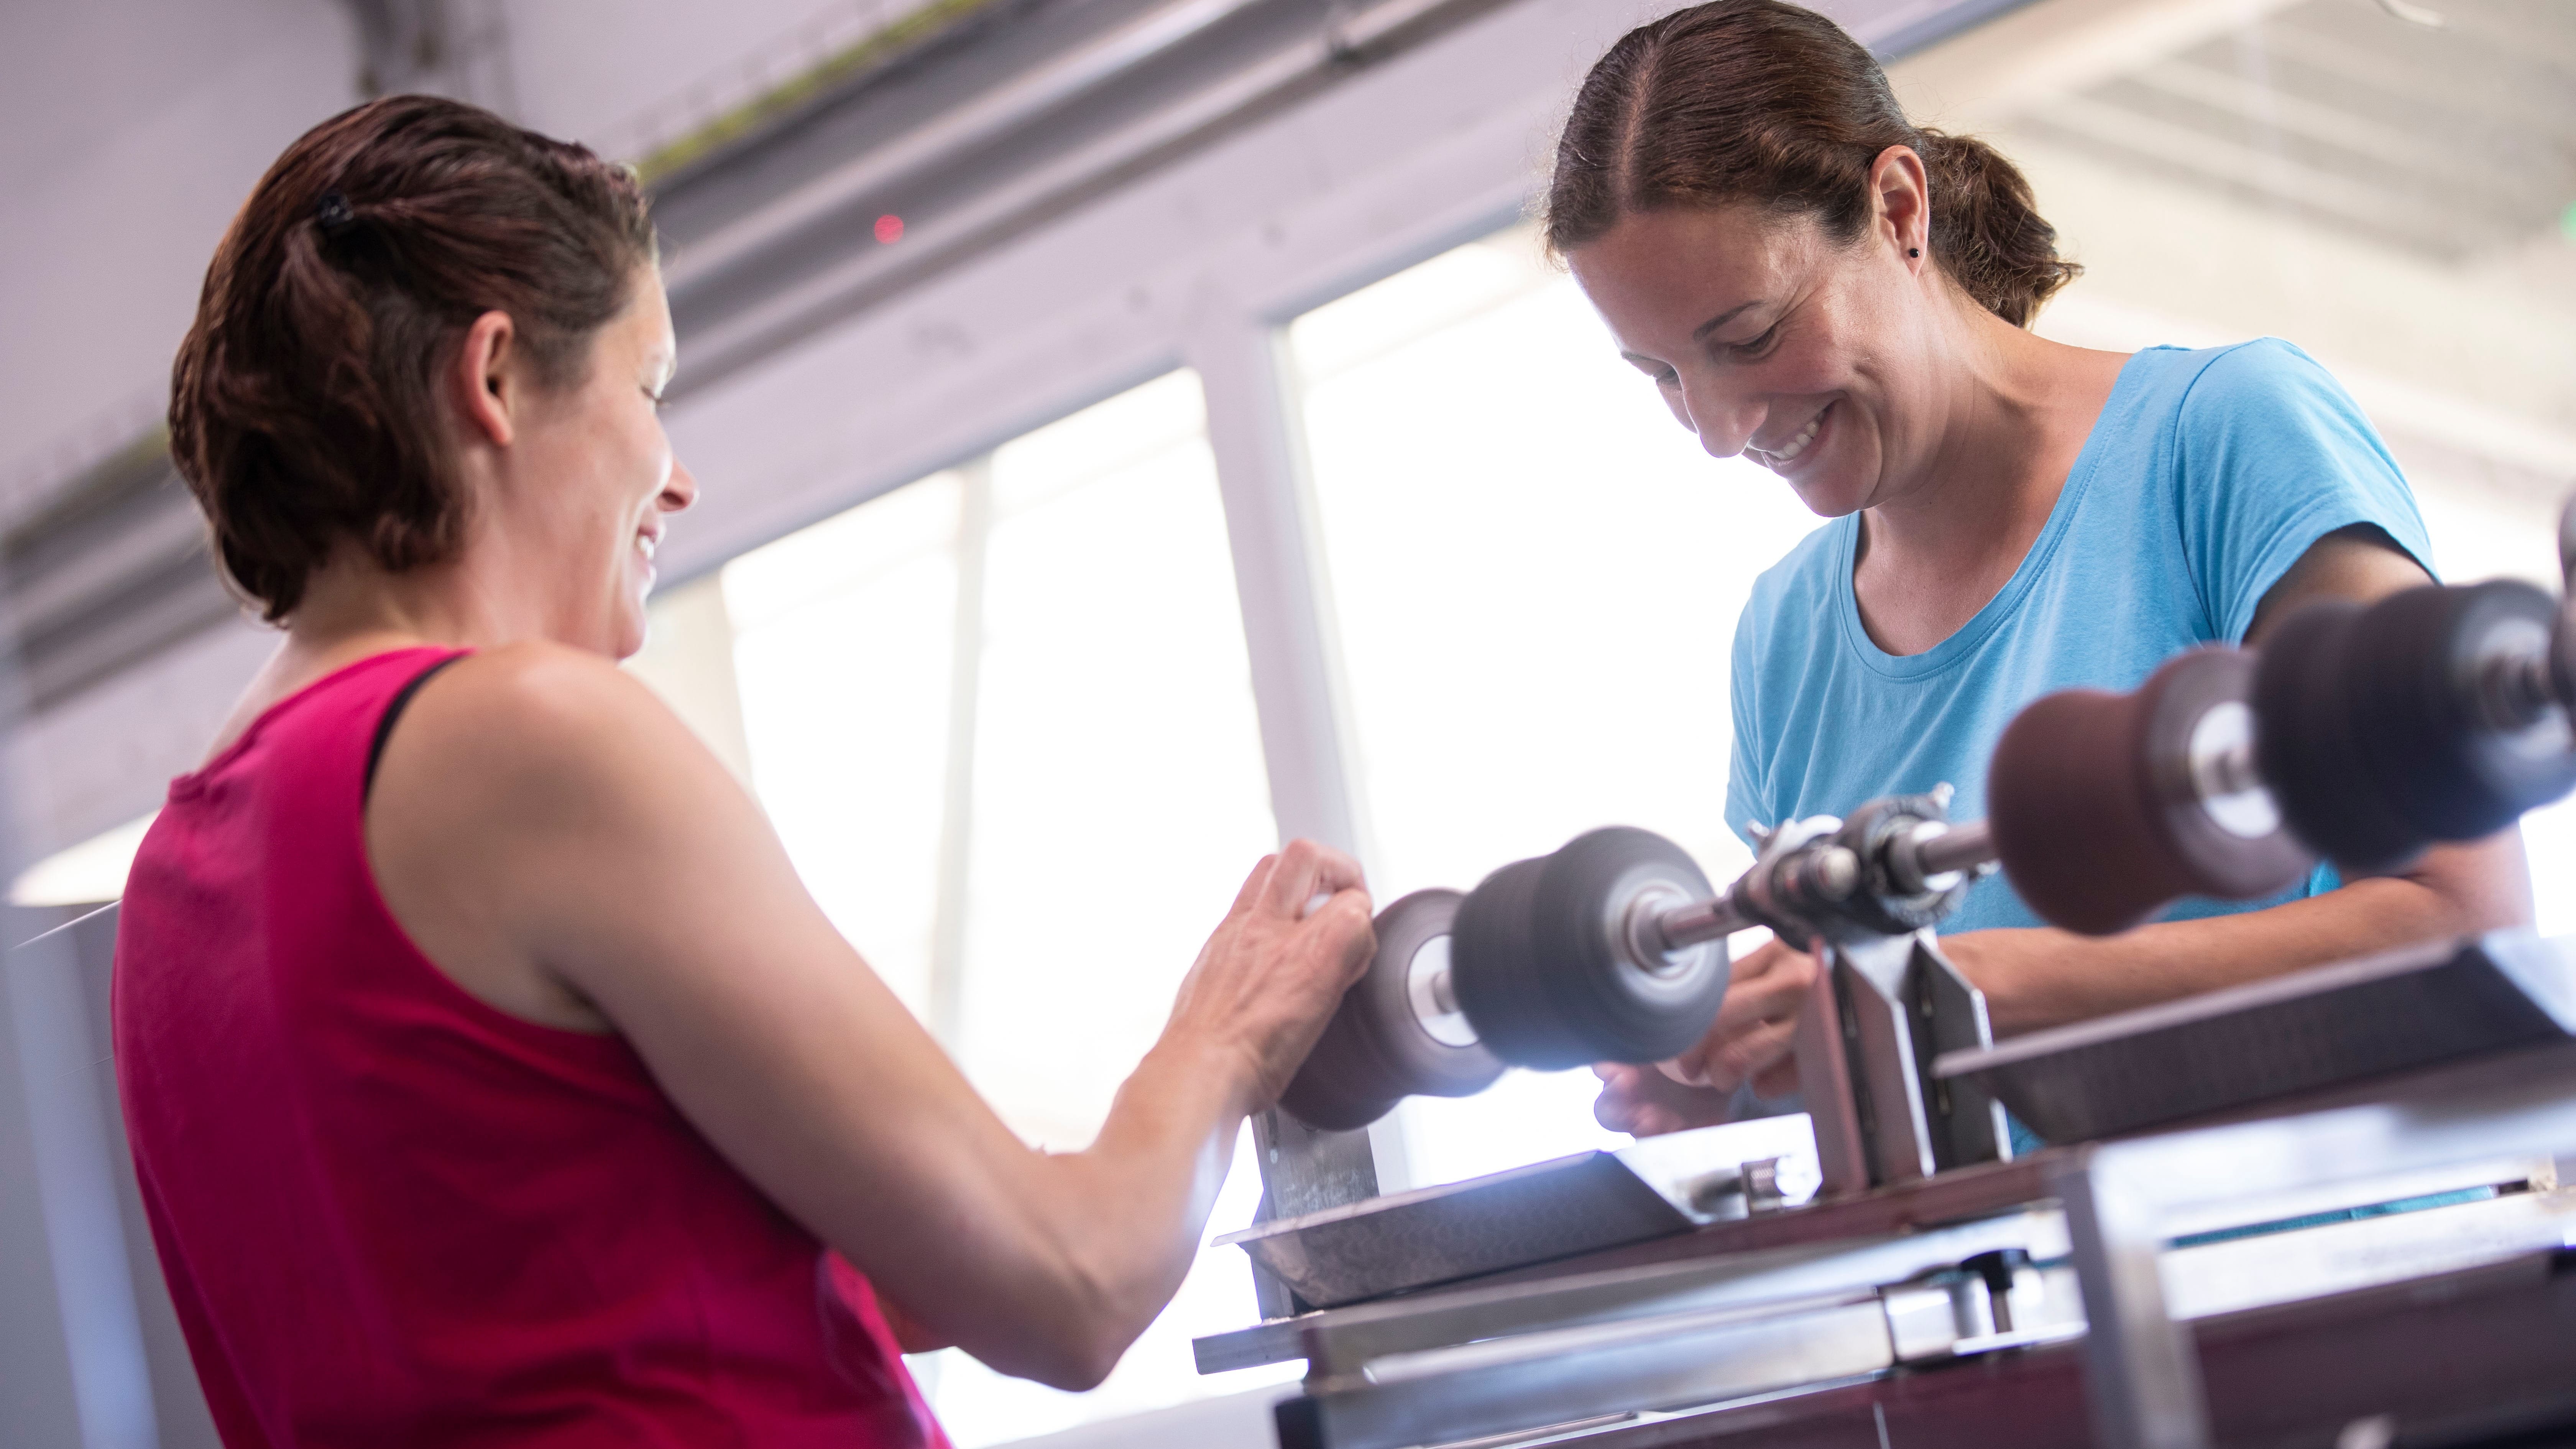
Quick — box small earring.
[1908,247,1922,258]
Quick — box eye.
[1728,321,1785,360]
[1623,355,1682,390]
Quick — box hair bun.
[1915,129,2081,327]
[315,190,356,235]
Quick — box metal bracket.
[1249,1108,1382,1316]
[1795,929,2009,1197]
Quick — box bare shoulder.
[368,640,772,1026]
[417,640,668,742]
[372,640,750,890]
[392,641,706,802]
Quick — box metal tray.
[1219,1115,1819,1308]
[1934,930,2576,1144]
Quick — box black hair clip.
[315,190,356,235]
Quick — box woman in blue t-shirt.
[1559,1,2535,1133]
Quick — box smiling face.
[497,270,697,658]
[1566,201,1944,520]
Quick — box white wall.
[506,0,947,161]
[0,0,946,860]
[0,0,936,523]
[0,0,359,514]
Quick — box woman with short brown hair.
[120,94,1373,1447]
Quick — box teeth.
[637,534,659,560]
[1769,406,1827,463]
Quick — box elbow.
[2461,836,2538,934]
[1039,1278,1139,1391]
[997,1317,1130,1393]
[2396,832,2536,937]
[1028,1337,1125,1394]
[975,1269,1139,1391]
[2473,890,2536,934]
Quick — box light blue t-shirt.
[1724,339,2435,934]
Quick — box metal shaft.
[1650,819,2001,955]
[1652,895,1753,952]
[1912,819,1994,880]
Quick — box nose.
[1676,374,1763,461]
[660,457,700,514]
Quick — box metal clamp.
[1795,930,2011,1198]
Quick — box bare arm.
[1951,526,2532,1034]
[1948,840,2525,1035]
[370,643,1373,1388]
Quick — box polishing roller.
[1283,566,2576,1132]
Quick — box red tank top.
[113,648,948,1449]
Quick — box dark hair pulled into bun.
[169,95,657,622]
[1544,0,2080,327]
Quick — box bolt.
[1815,847,1860,900]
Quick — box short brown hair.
[1545,0,2080,327]
[169,95,657,621]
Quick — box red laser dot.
[874,214,904,244]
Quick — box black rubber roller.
[1990,648,2313,936]
[1450,827,1730,1071]
[1278,890,1504,1131]
[2254,581,2576,875]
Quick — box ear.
[447,310,522,449]
[1867,145,1932,274]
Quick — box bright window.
[714,372,1294,1445]
[1288,229,1828,1189]
[726,472,963,1020]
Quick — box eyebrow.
[1619,300,1769,368]
[1689,301,1763,343]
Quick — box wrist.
[1137,1028,1263,1125]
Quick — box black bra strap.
[365,655,466,804]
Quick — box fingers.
[1592,1059,1733,1137]
[1697,1014,1800,1093]
[1706,964,1811,1043]
[1728,935,1799,980]
[1710,944,1815,1031]
[1260,840,1374,991]
[1750,1055,1801,1100]
[1262,838,1367,917]
[1664,939,1815,1091]
[1314,904,1377,990]
[1227,854,1280,919]
[1593,1065,1655,1133]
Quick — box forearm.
[440,655,1365,1389]
[972,1035,1252,1387]
[1958,832,2532,1037]
[982,844,1370,1378]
